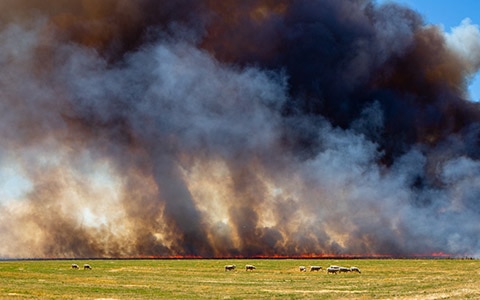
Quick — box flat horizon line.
[0,255,476,261]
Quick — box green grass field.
[0,259,479,299]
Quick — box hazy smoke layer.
[1,0,480,258]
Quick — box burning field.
[1,0,480,258]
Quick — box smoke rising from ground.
[1,0,480,258]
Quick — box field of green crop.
[0,259,479,299]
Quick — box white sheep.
[338,267,351,273]
[309,266,323,271]
[350,266,361,273]
[327,266,339,274]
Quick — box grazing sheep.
[329,265,340,269]
[350,266,361,273]
[327,266,339,274]
[299,266,306,272]
[309,266,322,271]
[245,264,256,271]
[338,267,351,273]
[224,264,236,271]
[71,264,79,269]
[83,264,92,270]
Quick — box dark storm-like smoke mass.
[1,0,480,258]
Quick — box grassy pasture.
[0,259,479,299]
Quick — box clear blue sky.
[378,0,480,101]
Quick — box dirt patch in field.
[122,284,149,288]
[400,289,480,299]
[262,289,367,294]
[107,268,129,272]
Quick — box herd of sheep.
[225,264,361,274]
[71,263,91,270]
[72,263,361,274]
[311,265,361,274]
[224,264,257,271]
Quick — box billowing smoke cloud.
[445,18,480,89]
[1,0,480,258]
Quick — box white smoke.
[444,18,480,101]
[445,18,480,73]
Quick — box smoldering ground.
[1,0,480,258]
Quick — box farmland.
[0,259,479,299]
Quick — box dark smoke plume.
[1,0,480,258]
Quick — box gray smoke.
[0,0,480,258]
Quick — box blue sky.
[378,0,480,101]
